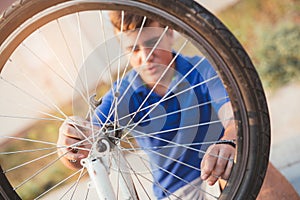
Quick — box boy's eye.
[132,46,140,52]
[144,37,160,48]
[126,45,140,53]
[150,40,158,47]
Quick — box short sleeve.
[192,57,230,112]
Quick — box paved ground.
[267,83,300,195]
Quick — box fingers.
[57,136,87,162]
[59,116,92,140]
[58,149,88,170]
[57,126,89,150]
[201,145,218,181]
[57,138,90,170]
[57,116,94,170]
[201,144,235,186]
[222,155,234,180]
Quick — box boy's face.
[121,22,174,85]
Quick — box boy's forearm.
[218,102,237,140]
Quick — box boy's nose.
[139,47,154,63]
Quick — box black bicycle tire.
[0,0,270,199]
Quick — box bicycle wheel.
[0,0,270,199]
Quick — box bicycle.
[0,0,270,199]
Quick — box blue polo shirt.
[93,53,229,199]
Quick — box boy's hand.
[57,116,94,170]
[200,143,235,185]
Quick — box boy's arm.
[200,102,236,185]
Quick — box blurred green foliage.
[218,0,300,91]
[255,22,300,89]
[0,112,74,199]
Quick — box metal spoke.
[34,169,83,200]
[124,39,189,129]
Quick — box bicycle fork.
[81,136,138,200]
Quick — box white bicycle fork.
[81,137,138,200]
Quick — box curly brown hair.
[109,11,156,32]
